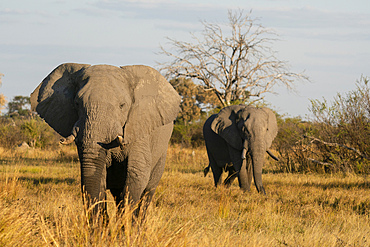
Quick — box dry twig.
[303,135,370,160]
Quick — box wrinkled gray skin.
[30,63,181,217]
[203,105,278,194]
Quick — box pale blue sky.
[1,0,369,117]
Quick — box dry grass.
[0,145,369,246]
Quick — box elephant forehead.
[80,65,129,88]
[77,75,131,104]
[79,81,127,97]
[241,107,268,119]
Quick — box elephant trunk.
[76,112,122,213]
[77,147,107,211]
[250,141,266,195]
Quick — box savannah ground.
[0,145,369,246]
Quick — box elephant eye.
[119,103,126,109]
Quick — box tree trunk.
[224,90,232,106]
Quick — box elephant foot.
[203,165,210,177]
[257,186,266,195]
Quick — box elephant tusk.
[241,148,247,160]
[117,136,124,143]
[266,150,279,161]
[117,136,124,145]
[241,139,248,160]
[60,135,75,145]
[116,135,128,149]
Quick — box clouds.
[255,6,370,37]
[84,0,225,26]
[0,7,48,16]
[0,7,49,27]
[0,0,369,116]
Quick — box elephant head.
[30,63,180,211]
[210,105,278,193]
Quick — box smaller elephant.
[203,105,278,194]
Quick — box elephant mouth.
[98,136,127,150]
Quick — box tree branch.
[158,9,309,106]
[303,135,370,160]
[306,158,334,167]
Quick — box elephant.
[203,105,278,194]
[30,63,181,218]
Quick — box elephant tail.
[203,165,211,177]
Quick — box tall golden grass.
[0,145,369,246]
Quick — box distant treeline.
[1,77,369,174]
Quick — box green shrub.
[272,116,323,173]
[306,76,370,173]
[0,116,59,149]
[272,76,370,174]
[171,119,206,148]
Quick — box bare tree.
[159,10,308,107]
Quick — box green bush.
[0,116,59,149]
[272,76,370,174]
[170,119,206,148]
[272,116,322,173]
[306,76,370,173]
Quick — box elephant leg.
[138,153,167,218]
[212,162,224,187]
[212,166,223,187]
[227,146,249,191]
[224,165,237,187]
[124,166,151,207]
[121,140,152,215]
[245,157,253,191]
[206,152,223,187]
[237,159,250,191]
[87,166,108,221]
[99,167,109,220]
[110,188,124,206]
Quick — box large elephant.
[203,105,278,194]
[30,63,181,217]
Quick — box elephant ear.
[121,65,181,143]
[30,63,90,137]
[261,107,278,149]
[210,105,246,150]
